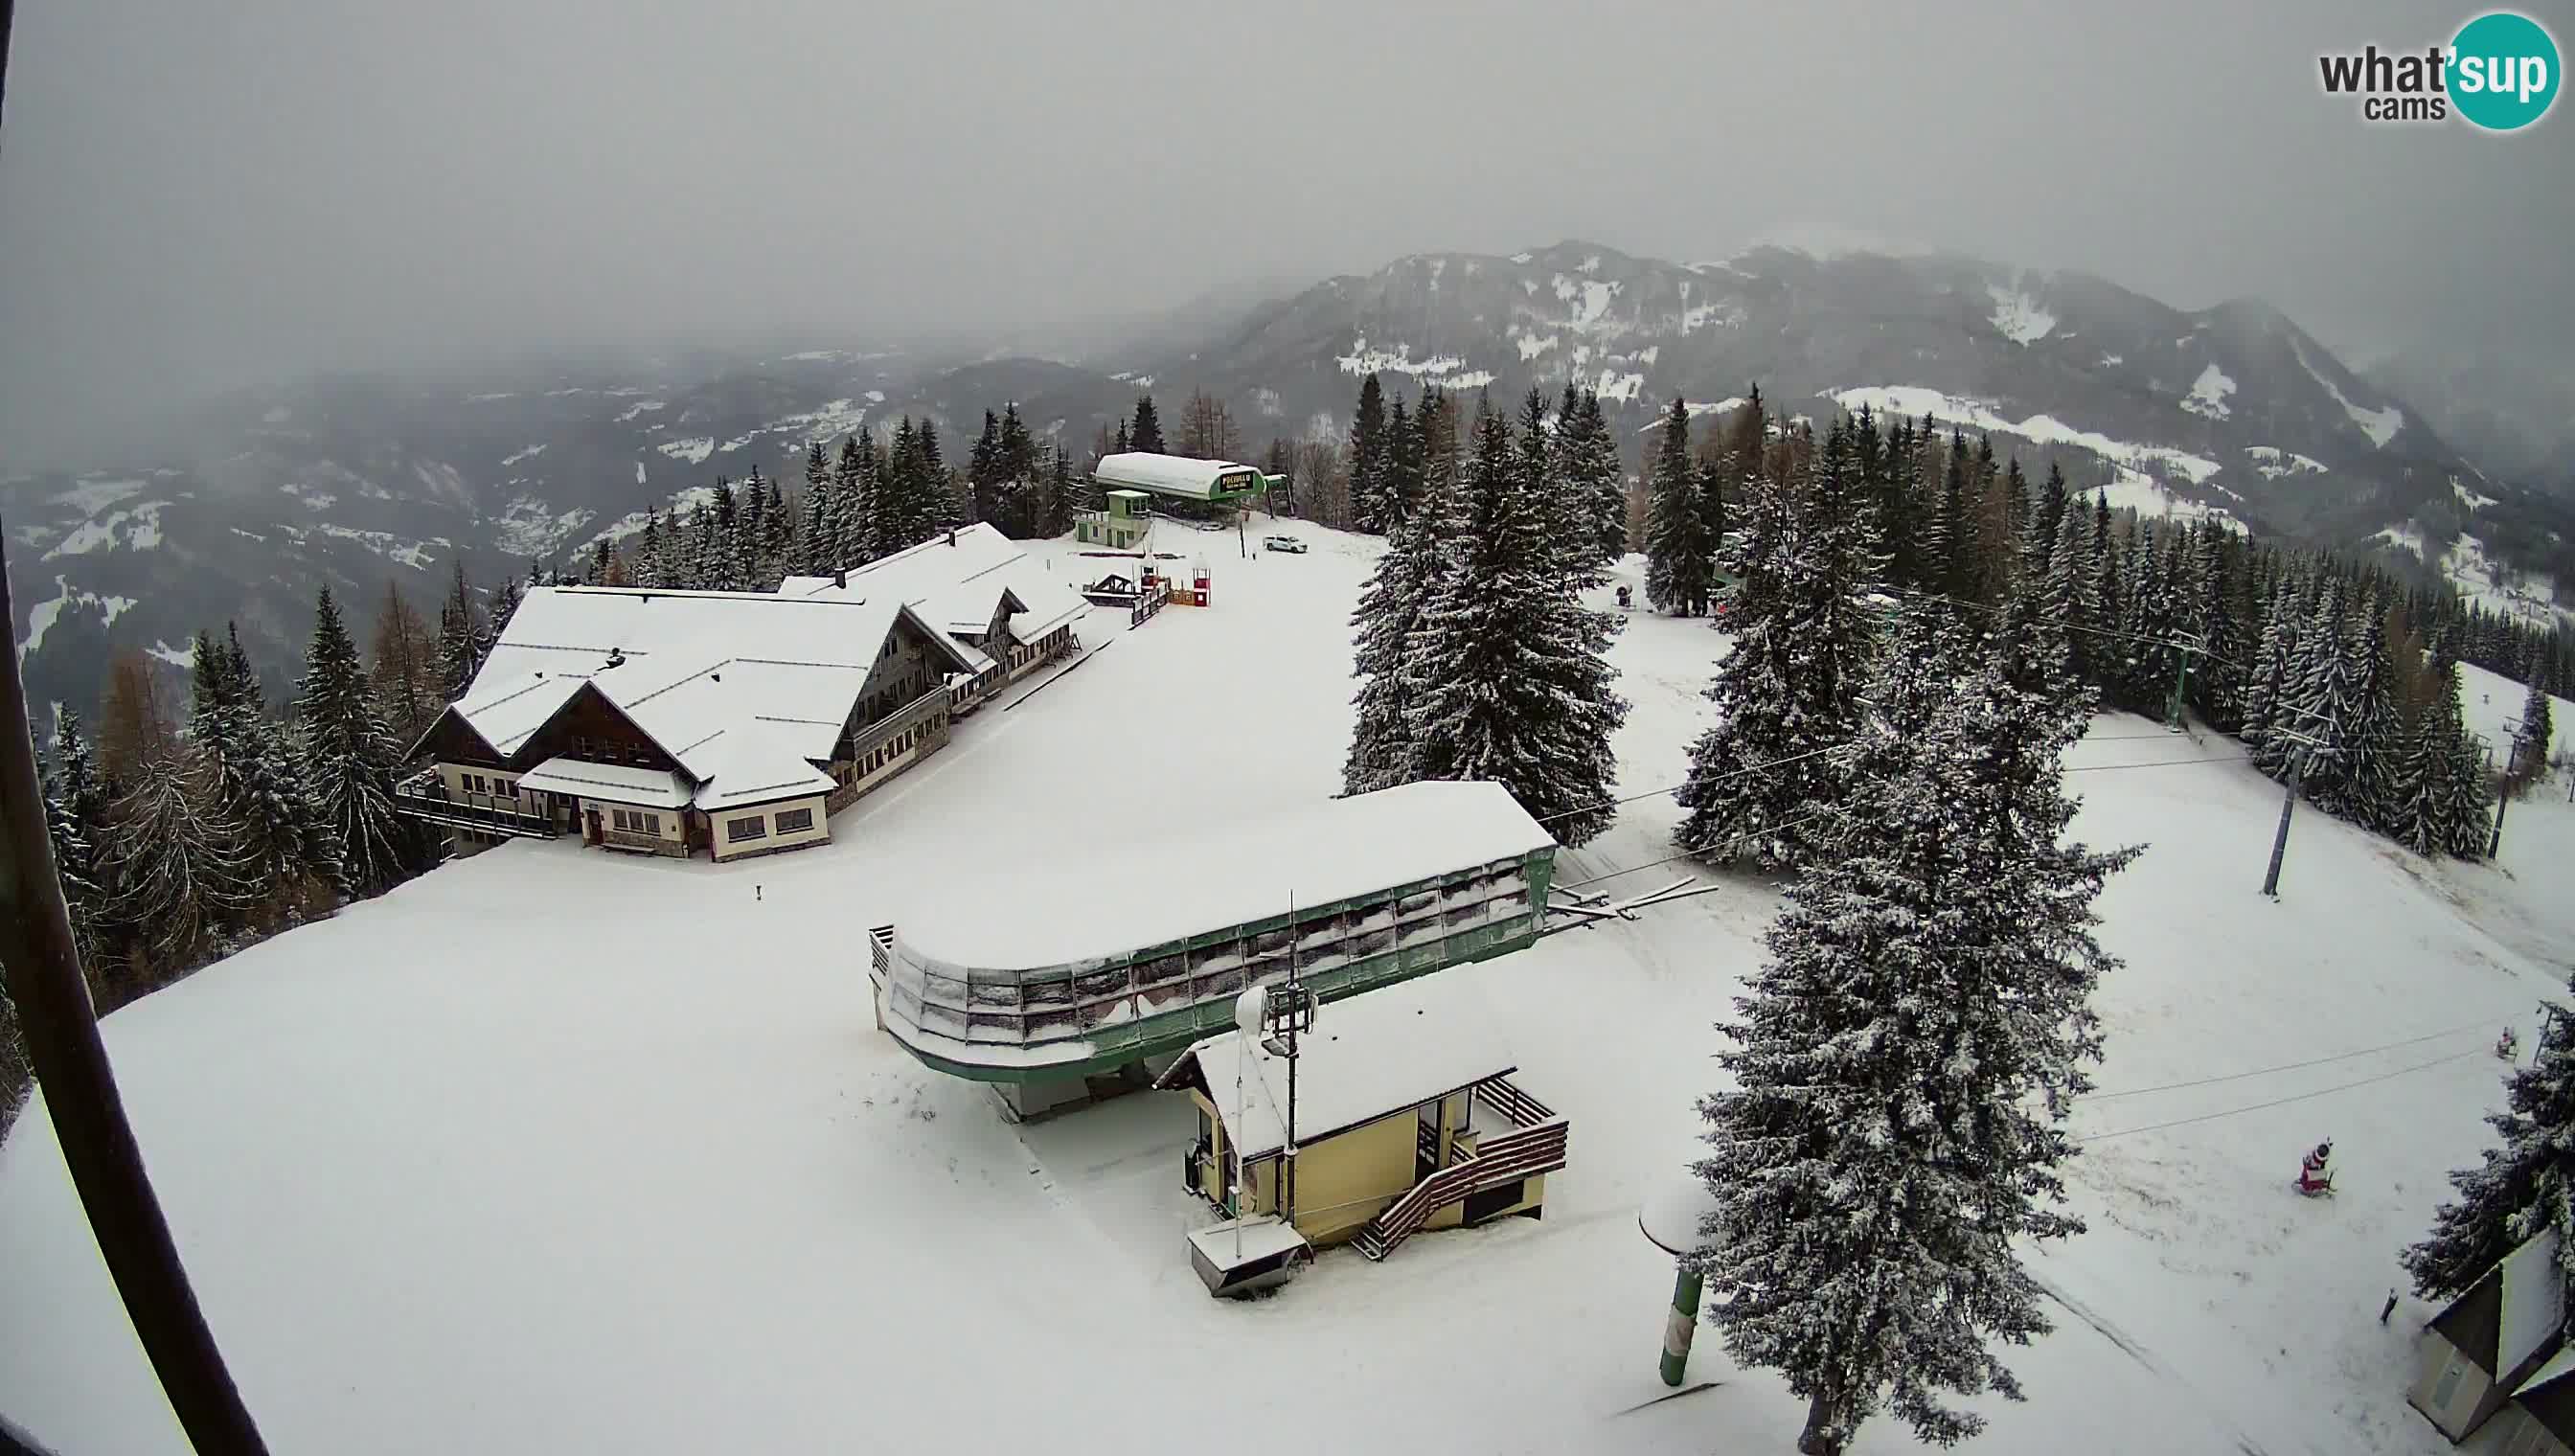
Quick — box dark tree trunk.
[1798,1391,1848,1456]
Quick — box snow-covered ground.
[4,526,2572,1456]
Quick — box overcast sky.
[3,0,2570,469]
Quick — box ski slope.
[3,526,2570,1456]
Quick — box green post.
[2165,642,2194,730]
[1660,1265,1704,1386]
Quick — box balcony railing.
[854,686,949,759]
[393,770,555,839]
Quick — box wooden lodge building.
[401,524,1084,863]
[1154,973,1568,1294]
[2410,1229,2575,1452]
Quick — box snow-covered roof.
[1092,452,1264,501]
[444,584,981,790]
[786,524,1087,660]
[1157,971,1515,1163]
[513,756,691,808]
[689,729,836,812]
[2518,1344,2575,1398]
[893,780,1557,973]
[450,671,587,757]
[2499,1229,2565,1376]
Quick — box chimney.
[946,528,958,547]
[833,565,847,590]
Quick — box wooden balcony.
[853,686,949,758]
[1357,1077,1566,1262]
[394,771,555,839]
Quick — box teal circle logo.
[2450,11,2560,130]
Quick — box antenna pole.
[1283,893,1298,1227]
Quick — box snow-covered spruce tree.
[1999,515,2092,725]
[43,708,107,959]
[1643,396,1712,615]
[2289,578,2357,808]
[2445,724,2497,861]
[2520,669,2556,781]
[1693,605,2133,1456]
[1401,405,1626,845]
[1673,415,1882,869]
[2403,974,2575,1300]
[1512,386,1585,594]
[299,585,421,895]
[2340,603,2407,835]
[99,741,254,979]
[2243,577,2304,779]
[2396,658,2470,858]
[1342,511,1435,796]
[1348,373,1390,535]
[1572,389,1629,568]
[1380,395,1421,537]
[219,624,346,918]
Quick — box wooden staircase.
[1354,1081,1569,1262]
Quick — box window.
[493,780,515,799]
[775,808,814,833]
[611,808,630,830]
[726,815,767,843]
[638,813,660,834]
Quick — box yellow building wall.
[1287,1113,1417,1246]
[1185,1086,1550,1245]
[709,794,832,860]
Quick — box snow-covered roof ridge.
[689,726,836,812]
[513,756,690,808]
[1159,971,1519,1162]
[894,780,1557,973]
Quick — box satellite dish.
[1235,986,1267,1040]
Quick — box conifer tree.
[1675,416,1883,867]
[1348,374,1391,535]
[1345,513,1437,796]
[2520,671,2556,780]
[100,737,254,975]
[2445,724,2496,859]
[2244,580,2305,779]
[1381,395,1423,535]
[969,409,1002,499]
[832,434,872,567]
[1401,406,1626,842]
[1643,397,1712,615]
[299,586,420,895]
[1112,419,1130,455]
[2396,658,2471,857]
[999,403,1037,487]
[44,708,108,960]
[1129,395,1166,455]
[913,418,953,539]
[2033,461,2071,572]
[435,561,482,701]
[1694,605,2132,1456]
[2341,603,2407,833]
[2404,974,2575,1300]
[2291,579,2359,810]
[1555,387,1627,568]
